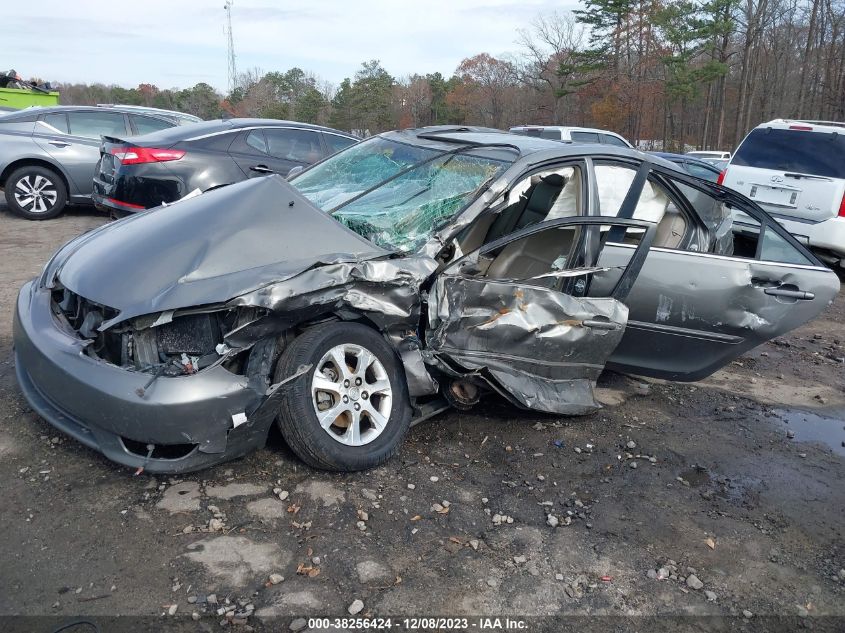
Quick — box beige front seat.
[654,203,687,248]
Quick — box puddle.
[771,408,845,456]
[678,466,759,503]
[678,466,710,487]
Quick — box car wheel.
[4,166,67,220]
[274,322,412,471]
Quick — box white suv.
[509,125,632,148]
[720,119,845,268]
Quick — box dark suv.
[0,106,179,219]
[92,119,358,216]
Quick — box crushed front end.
[13,281,276,473]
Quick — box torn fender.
[230,255,441,397]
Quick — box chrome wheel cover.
[311,343,393,446]
[14,174,58,214]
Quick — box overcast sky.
[7,0,581,92]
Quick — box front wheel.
[274,322,412,471]
[4,166,68,220]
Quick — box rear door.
[264,127,324,168]
[588,160,840,380]
[228,129,292,177]
[723,126,845,222]
[428,217,655,414]
[34,110,129,197]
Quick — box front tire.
[4,166,68,220]
[275,322,412,471]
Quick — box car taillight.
[789,125,813,131]
[839,191,845,217]
[717,168,727,185]
[110,147,185,165]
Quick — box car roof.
[125,118,358,144]
[650,151,686,160]
[384,127,678,170]
[0,104,174,122]
[755,119,845,134]
[96,104,201,122]
[510,125,623,135]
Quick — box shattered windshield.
[292,137,510,252]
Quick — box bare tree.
[515,11,586,123]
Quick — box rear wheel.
[274,322,412,471]
[4,166,68,220]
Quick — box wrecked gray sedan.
[13,127,840,472]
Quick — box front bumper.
[13,280,271,473]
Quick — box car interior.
[453,162,690,283]
[456,165,582,255]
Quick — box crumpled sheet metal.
[230,256,437,318]
[231,255,441,397]
[48,176,389,329]
[426,275,628,414]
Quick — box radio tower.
[224,1,237,94]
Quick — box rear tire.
[4,166,68,220]
[274,322,412,471]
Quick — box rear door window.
[41,113,68,134]
[229,129,268,155]
[685,161,719,182]
[131,114,173,135]
[732,128,845,178]
[67,111,128,138]
[570,131,600,143]
[601,134,628,147]
[264,128,323,164]
[323,133,356,154]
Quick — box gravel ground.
[0,202,843,632]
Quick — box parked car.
[649,152,722,182]
[92,118,359,216]
[96,104,203,126]
[0,105,179,219]
[703,157,729,171]
[510,125,632,148]
[720,119,845,269]
[687,150,731,161]
[14,126,839,473]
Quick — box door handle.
[582,319,620,330]
[48,140,71,147]
[250,164,275,174]
[764,287,814,300]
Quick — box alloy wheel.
[14,174,59,214]
[311,343,393,446]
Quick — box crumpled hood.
[48,176,389,325]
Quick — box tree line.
[53,0,844,151]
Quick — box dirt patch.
[155,481,202,514]
[0,206,843,623]
[183,536,290,588]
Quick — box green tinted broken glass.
[332,153,508,252]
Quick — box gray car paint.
[47,177,389,326]
[0,107,173,203]
[13,128,841,473]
